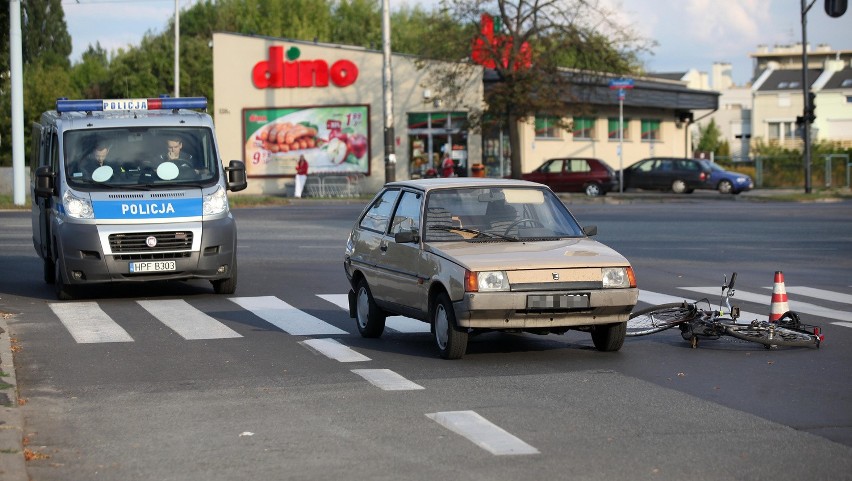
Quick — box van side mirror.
[582,225,597,236]
[35,165,55,198]
[225,160,248,192]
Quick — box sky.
[61,0,850,87]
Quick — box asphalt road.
[1,197,851,481]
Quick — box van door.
[29,123,49,258]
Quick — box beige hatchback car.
[344,178,638,359]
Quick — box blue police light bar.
[56,97,207,113]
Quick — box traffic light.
[806,91,816,124]
[825,0,847,17]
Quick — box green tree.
[419,0,650,178]
[696,118,723,154]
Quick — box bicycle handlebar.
[728,272,737,290]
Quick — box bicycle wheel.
[724,323,820,348]
[627,303,695,337]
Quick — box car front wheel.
[717,179,734,194]
[432,292,468,359]
[591,322,626,351]
[355,279,386,338]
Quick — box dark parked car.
[521,157,617,197]
[699,160,754,194]
[621,157,711,194]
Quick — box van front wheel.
[212,259,238,294]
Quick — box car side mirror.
[225,160,248,192]
[394,230,419,244]
[35,165,55,198]
[582,225,597,236]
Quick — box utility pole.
[381,0,396,183]
[175,0,180,97]
[801,0,815,194]
[10,0,25,206]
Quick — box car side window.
[359,189,400,233]
[568,159,591,173]
[635,160,655,172]
[679,160,699,171]
[390,191,422,236]
[543,159,563,173]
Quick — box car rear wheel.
[591,322,626,352]
[671,179,688,194]
[355,278,386,338]
[717,179,734,194]
[432,292,468,359]
[584,183,603,197]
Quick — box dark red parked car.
[522,157,617,197]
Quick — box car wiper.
[428,225,519,242]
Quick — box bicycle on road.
[627,273,822,349]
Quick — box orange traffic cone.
[769,271,789,322]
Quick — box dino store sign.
[252,46,359,89]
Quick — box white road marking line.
[317,294,430,333]
[300,338,370,362]
[49,302,134,343]
[681,287,852,323]
[426,410,539,456]
[832,322,852,329]
[351,369,425,390]
[137,299,242,340]
[638,290,765,321]
[769,286,852,305]
[231,296,346,335]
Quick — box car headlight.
[203,185,229,216]
[602,267,635,288]
[63,190,93,219]
[465,270,509,292]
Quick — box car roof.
[386,177,547,193]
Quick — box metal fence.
[715,154,851,189]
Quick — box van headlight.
[602,267,635,288]
[63,190,93,219]
[203,185,229,216]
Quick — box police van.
[30,97,247,300]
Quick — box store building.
[213,32,719,195]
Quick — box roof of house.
[754,69,822,91]
[822,67,852,90]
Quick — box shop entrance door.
[407,112,468,179]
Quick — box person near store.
[441,154,455,178]
[294,154,309,198]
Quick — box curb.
[0,312,26,481]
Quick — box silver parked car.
[344,178,638,359]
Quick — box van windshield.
[63,127,219,189]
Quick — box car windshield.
[423,186,584,242]
[63,127,219,190]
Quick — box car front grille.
[109,231,193,253]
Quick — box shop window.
[534,116,561,139]
[572,117,595,140]
[607,118,629,140]
[640,119,661,141]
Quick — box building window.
[640,119,661,141]
[607,118,629,140]
[768,122,781,140]
[534,116,561,139]
[573,117,595,140]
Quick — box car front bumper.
[452,288,638,329]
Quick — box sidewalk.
[0,310,26,481]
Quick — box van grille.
[109,231,193,253]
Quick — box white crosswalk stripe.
[49,302,134,343]
[426,410,539,456]
[230,296,347,335]
[137,299,242,340]
[300,338,370,362]
[351,369,424,390]
[772,286,852,305]
[317,294,431,333]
